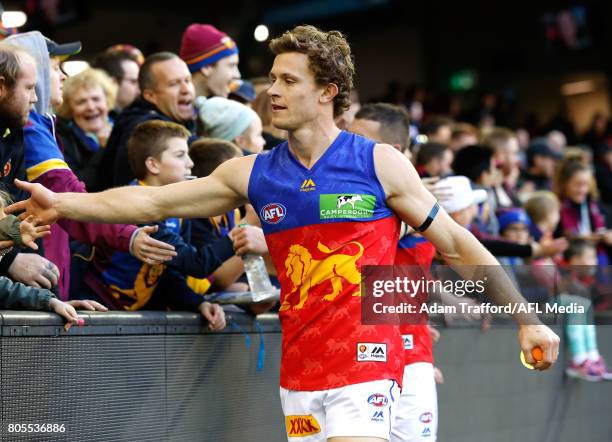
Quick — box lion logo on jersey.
[109,263,166,311]
[280,241,364,311]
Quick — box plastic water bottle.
[243,253,276,302]
[240,223,276,302]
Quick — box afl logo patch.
[260,203,286,224]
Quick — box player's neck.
[287,120,341,169]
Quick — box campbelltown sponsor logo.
[285,414,321,437]
[260,203,287,224]
[320,194,376,220]
[357,343,387,362]
[367,393,388,407]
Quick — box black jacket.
[92,98,196,191]
[0,124,29,275]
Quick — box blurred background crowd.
[0,0,610,380]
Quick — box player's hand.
[131,225,177,265]
[18,215,51,250]
[6,180,60,225]
[518,324,560,371]
[231,225,268,255]
[66,299,108,312]
[49,298,82,331]
[198,301,226,331]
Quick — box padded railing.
[0,310,610,441]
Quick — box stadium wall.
[0,310,610,441]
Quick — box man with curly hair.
[11,25,560,442]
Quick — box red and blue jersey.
[395,234,436,365]
[248,131,403,391]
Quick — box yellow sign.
[286,414,321,437]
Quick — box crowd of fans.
[0,22,610,380]
[345,94,611,381]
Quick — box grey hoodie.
[5,31,51,115]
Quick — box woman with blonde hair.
[55,68,117,186]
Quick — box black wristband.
[0,248,18,275]
[414,202,440,233]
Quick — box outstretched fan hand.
[19,215,51,250]
[5,179,60,225]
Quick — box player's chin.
[270,116,292,131]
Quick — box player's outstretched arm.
[7,156,254,225]
[374,144,560,369]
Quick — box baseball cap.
[229,80,256,103]
[430,175,487,214]
[45,37,81,60]
[180,24,238,73]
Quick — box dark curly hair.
[269,25,354,118]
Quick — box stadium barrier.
[0,309,610,441]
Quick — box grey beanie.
[195,96,258,141]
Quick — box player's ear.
[320,83,338,105]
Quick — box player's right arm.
[7,156,256,225]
